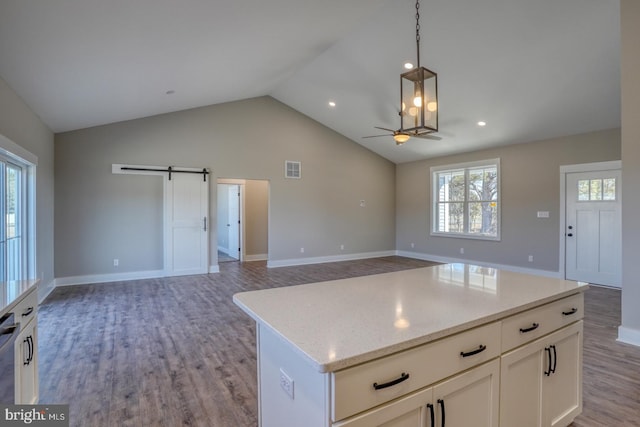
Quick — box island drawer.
[331,321,500,422]
[13,287,38,326]
[501,292,583,352]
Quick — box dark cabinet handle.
[562,308,578,316]
[519,323,540,333]
[22,307,34,317]
[28,335,34,365]
[24,336,33,366]
[373,372,410,390]
[23,337,29,365]
[438,399,446,427]
[544,347,552,376]
[460,344,486,358]
[427,403,435,427]
[550,345,557,374]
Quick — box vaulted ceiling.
[0,0,620,163]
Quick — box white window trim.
[430,158,501,241]
[0,133,37,281]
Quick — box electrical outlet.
[460,248,464,254]
[279,368,294,399]
[340,244,344,250]
[411,243,415,248]
[528,255,534,262]
[300,247,305,253]
[113,259,119,267]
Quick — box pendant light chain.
[415,0,421,68]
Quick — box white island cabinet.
[233,264,588,427]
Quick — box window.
[577,178,616,201]
[431,159,500,240]
[0,135,36,283]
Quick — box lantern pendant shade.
[400,66,438,134]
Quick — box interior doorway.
[560,161,621,287]
[217,179,269,264]
[217,183,241,262]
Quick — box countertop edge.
[0,280,40,317]
[234,286,589,373]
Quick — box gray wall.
[0,75,55,294]
[621,0,640,339]
[54,96,396,278]
[396,128,621,273]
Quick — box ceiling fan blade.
[362,134,393,139]
[374,126,397,133]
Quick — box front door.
[164,172,209,276]
[565,170,621,287]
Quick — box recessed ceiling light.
[404,62,414,69]
[477,121,487,127]
[328,101,336,107]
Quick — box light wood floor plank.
[37,258,640,426]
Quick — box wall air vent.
[285,161,301,179]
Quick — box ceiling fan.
[363,126,442,145]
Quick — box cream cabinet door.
[500,321,583,427]
[433,359,500,427]
[543,322,583,427]
[334,385,434,427]
[15,320,38,404]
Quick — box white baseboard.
[267,250,396,268]
[209,264,220,273]
[396,250,563,278]
[55,269,166,287]
[617,326,640,347]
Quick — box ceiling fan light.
[394,133,410,144]
[427,101,437,112]
[413,95,422,107]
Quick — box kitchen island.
[1,279,39,404]
[233,263,588,427]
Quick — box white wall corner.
[617,326,640,347]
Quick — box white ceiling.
[0,0,620,164]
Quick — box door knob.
[567,233,573,237]
[568,225,573,229]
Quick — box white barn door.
[165,173,209,276]
[565,169,621,287]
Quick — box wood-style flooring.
[37,257,640,426]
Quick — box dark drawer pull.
[460,344,486,358]
[562,308,578,316]
[22,307,34,317]
[373,372,410,390]
[519,323,539,333]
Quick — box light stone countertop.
[0,279,39,317]
[233,263,588,373]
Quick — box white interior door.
[165,173,209,276]
[565,170,621,287]
[227,185,240,260]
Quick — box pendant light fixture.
[398,0,438,143]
